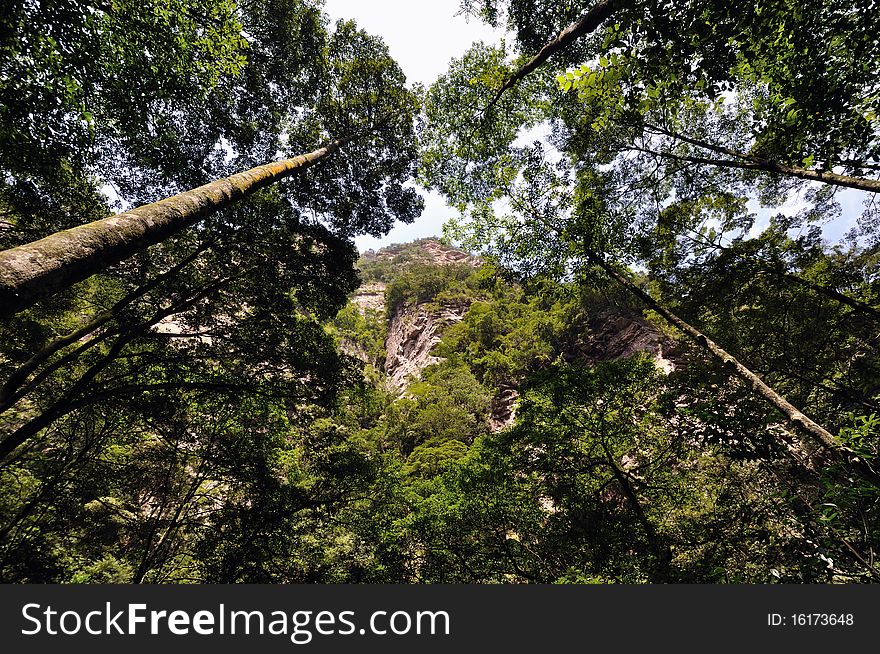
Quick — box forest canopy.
[0,0,878,583]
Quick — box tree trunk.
[0,138,349,318]
[588,251,880,485]
[585,250,837,451]
[778,269,880,322]
[637,124,880,193]
[637,147,880,194]
[683,230,880,323]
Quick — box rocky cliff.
[384,302,469,391]
[347,238,676,432]
[568,308,677,375]
[351,238,480,391]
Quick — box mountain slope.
[340,237,677,422]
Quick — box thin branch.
[638,124,880,193]
[0,239,214,411]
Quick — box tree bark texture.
[0,139,348,318]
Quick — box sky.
[323,1,867,252]
[322,0,505,252]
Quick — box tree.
[0,6,423,318]
[425,1,880,443]
[462,0,880,192]
[419,3,880,572]
[0,141,344,317]
[0,2,422,582]
[0,0,249,175]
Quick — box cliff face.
[384,302,468,392]
[479,311,676,433]
[568,308,677,375]
[353,238,479,392]
[351,282,386,314]
[351,239,479,319]
[347,238,676,432]
[488,387,519,432]
[360,238,477,268]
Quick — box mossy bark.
[0,139,347,318]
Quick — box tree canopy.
[0,0,878,584]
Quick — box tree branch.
[482,0,628,115]
[639,124,880,193]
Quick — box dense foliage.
[324,248,878,582]
[1,1,878,583]
[0,0,418,581]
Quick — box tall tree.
[461,0,880,193]
[0,4,422,317]
[0,2,422,582]
[0,140,347,317]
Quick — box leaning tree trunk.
[584,251,838,447]
[0,137,349,319]
[588,250,880,485]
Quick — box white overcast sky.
[322,0,505,251]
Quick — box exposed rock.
[383,302,468,392]
[361,238,480,267]
[567,308,679,374]
[352,239,478,318]
[352,281,386,315]
[419,239,480,267]
[485,311,676,434]
[489,387,519,432]
[358,241,678,430]
[337,337,372,365]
